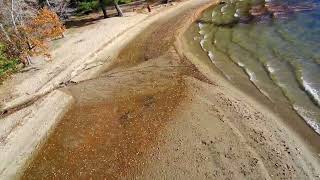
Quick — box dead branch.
[0,23,12,42]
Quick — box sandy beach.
[1,0,320,179]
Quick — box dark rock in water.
[250,5,269,16]
[208,0,317,26]
[272,11,291,19]
[238,15,254,24]
[265,2,317,19]
[266,3,290,14]
[252,14,273,24]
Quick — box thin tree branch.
[46,0,52,7]
[0,23,12,42]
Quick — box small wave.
[208,51,214,60]
[198,23,207,35]
[294,105,320,135]
[206,50,232,80]
[302,78,320,107]
[245,69,273,101]
[198,22,205,29]
[265,63,276,74]
[200,40,206,50]
[237,62,244,68]
[263,55,320,136]
[244,69,256,82]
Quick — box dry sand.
[21,0,320,179]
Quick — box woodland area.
[0,0,171,81]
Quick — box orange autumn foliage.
[0,7,65,65]
[22,7,65,58]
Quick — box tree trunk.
[114,0,123,17]
[147,4,151,12]
[99,0,108,18]
[26,55,32,65]
[102,8,108,18]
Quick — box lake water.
[198,0,320,134]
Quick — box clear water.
[198,0,320,134]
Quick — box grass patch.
[0,44,19,83]
[76,1,100,14]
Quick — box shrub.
[76,1,100,14]
[22,7,65,58]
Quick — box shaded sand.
[22,0,320,179]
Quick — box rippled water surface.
[198,0,320,134]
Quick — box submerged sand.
[21,0,320,179]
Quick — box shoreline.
[179,20,320,154]
[173,2,320,178]
[1,0,320,179]
[195,2,320,138]
[174,25,320,178]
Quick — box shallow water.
[198,0,320,134]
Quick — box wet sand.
[22,0,320,179]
